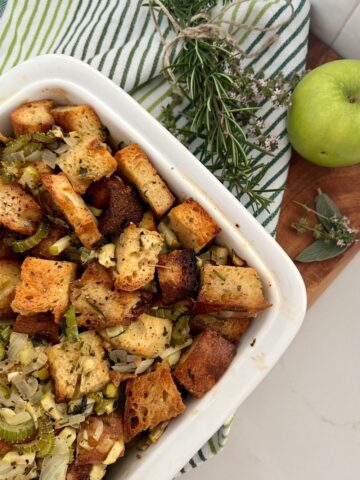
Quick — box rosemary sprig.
[150,0,297,213]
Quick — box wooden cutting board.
[276,33,360,309]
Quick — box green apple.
[287,59,360,167]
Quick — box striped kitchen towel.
[0,0,310,472]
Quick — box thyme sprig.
[149,0,297,212]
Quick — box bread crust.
[168,198,220,253]
[115,144,175,218]
[11,100,54,137]
[11,257,77,323]
[173,329,236,398]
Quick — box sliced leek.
[61,307,78,343]
[0,415,35,443]
[12,222,49,253]
[171,315,190,345]
[48,235,71,256]
[15,415,55,458]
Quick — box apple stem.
[317,187,322,195]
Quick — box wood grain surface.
[276,33,360,308]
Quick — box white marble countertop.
[184,251,360,480]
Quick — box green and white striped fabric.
[0,0,310,473]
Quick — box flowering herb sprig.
[149,0,298,213]
[292,189,358,263]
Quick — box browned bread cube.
[70,262,140,330]
[115,144,175,218]
[157,249,198,304]
[11,257,77,323]
[52,104,106,140]
[0,260,21,319]
[47,330,110,402]
[13,313,59,343]
[139,210,157,231]
[42,173,103,249]
[168,198,220,253]
[114,224,163,291]
[124,362,185,442]
[0,178,42,235]
[190,314,250,343]
[97,178,144,236]
[194,264,270,315]
[57,135,117,194]
[101,313,172,358]
[11,100,54,137]
[173,329,236,398]
[75,412,124,465]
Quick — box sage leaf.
[295,239,348,263]
[315,192,341,231]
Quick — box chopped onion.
[10,373,38,401]
[0,360,15,373]
[8,332,28,361]
[2,151,25,163]
[0,408,31,425]
[166,349,181,367]
[24,351,48,374]
[41,149,57,169]
[92,420,104,442]
[0,451,35,479]
[25,150,43,163]
[135,359,154,375]
[104,325,126,339]
[159,338,193,360]
[39,437,68,480]
[98,243,116,268]
[55,414,86,429]
[53,143,69,155]
[111,363,136,373]
[109,350,128,363]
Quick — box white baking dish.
[0,55,307,480]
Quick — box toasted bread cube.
[57,135,117,194]
[70,262,140,330]
[114,224,163,291]
[75,412,124,465]
[52,104,106,140]
[13,313,59,343]
[157,250,198,304]
[168,199,220,253]
[194,264,270,315]
[11,100,54,137]
[47,330,110,402]
[173,329,236,398]
[42,173,103,249]
[139,210,156,231]
[115,144,175,218]
[0,179,42,235]
[11,257,76,323]
[97,178,144,236]
[101,313,172,358]
[190,314,250,343]
[124,362,185,442]
[47,342,79,402]
[0,260,21,319]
